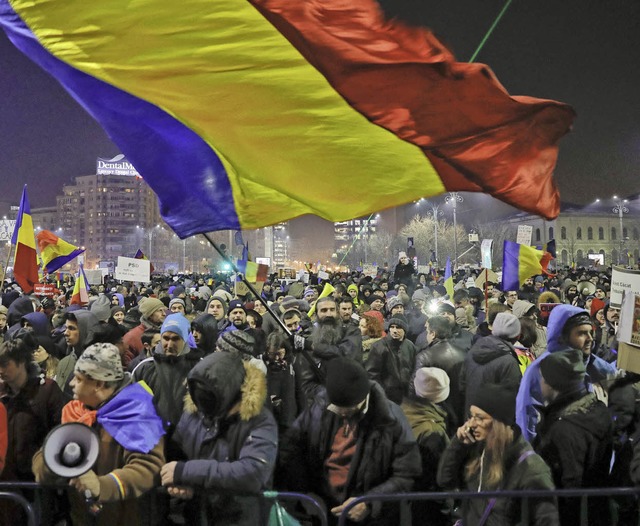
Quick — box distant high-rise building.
[56,156,161,268]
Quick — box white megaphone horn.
[42,423,100,479]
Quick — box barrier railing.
[337,487,640,526]
[0,482,328,526]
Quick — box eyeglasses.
[467,413,491,425]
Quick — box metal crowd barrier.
[0,482,328,526]
[337,487,640,526]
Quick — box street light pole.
[613,195,629,265]
[428,204,442,266]
[445,192,464,269]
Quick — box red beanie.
[590,298,605,317]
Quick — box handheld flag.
[70,265,89,305]
[0,0,575,238]
[502,240,554,292]
[11,185,39,293]
[444,257,454,299]
[237,258,269,284]
[36,230,85,274]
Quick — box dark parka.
[438,430,559,526]
[533,388,613,526]
[415,339,466,421]
[172,353,278,526]
[366,335,416,404]
[278,382,421,525]
[462,335,522,413]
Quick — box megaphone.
[43,423,100,478]
[577,280,597,297]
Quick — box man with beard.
[294,296,362,406]
[365,314,416,404]
[338,296,358,327]
[219,299,249,333]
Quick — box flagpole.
[468,0,514,63]
[201,233,292,335]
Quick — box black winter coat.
[366,336,416,404]
[533,389,613,526]
[463,335,521,413]
[278,383,421,525]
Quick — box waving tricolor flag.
[11,185,39,293]
[36,230,85,274]
[70,264,90,306]
[502,240,554,292]
[0,0,575,237]
[444,257,454,299]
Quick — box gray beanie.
[75,343,124,382]
[217,330,256,357]
[139,298,166,319]
[90,295,112,323]
[492,312,521,339]
[414,367,450,403]
[388,314,409,333]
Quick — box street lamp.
[613,195,629,265]
[445,192,464,269]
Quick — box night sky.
[1,0,638,211]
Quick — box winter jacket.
[33,381,165,526]
[123,317,159,366]
[55,310,101,394]
[450,323,474,354]
[463,335,522,413]
[438,430,559,526]
[0,363,64,482]
[366,335,416,404]
[132,342,203,432]
[533,389,612,526]
[172,357,278,526]
[516,305,615,442]
[415,339,466,421]
[278,382,421,525]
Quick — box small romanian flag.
[444,257,454,299]
[237,259,269,283]
[11,185,39,293]
[36,230,85,274]
[502,240,554,292]
[70,264,90,305]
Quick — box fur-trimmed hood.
[184,353,267,421]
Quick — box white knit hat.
[414,367,450,403]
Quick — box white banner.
[481,239,493,269]
[610,265,640,308]
[115,256,151,282]
[0,220,16,243]
[516,225,533,246]
[84,269,105,285]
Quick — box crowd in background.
[0,254,639,525]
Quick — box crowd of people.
[0,253,639,525]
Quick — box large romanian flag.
[11,185,39,293]
[0,0,575,238]
[502,240,554,291]
[36,230,85,274]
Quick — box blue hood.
[546,304,588,353]
[22,312,50,337]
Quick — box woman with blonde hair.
[438,384,559,526]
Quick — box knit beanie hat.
[590,298,606,317]
[437,301,456,316]
[414,367,450,403]
[228,299,245,313]
[161,313,190,341]
[75,343,124,382]
[433,285,447,297]
[217,330,256,357]
[561,312,592,338]
[325,358,370,407]
[139,297,166,319]
[366,295,384,306]
[539,349,586,392]
[90,295,112,323]
[386,295,403,311]
[412,289,428,302]
[363,310,384,326]
[110,305,125,317]
[492,312,521,339]
[347,284,359,295]
[303,286,317,299]
[172,285,185,298]
[388,313,409,333]
[469,383,516,426]
[169,298,186,310]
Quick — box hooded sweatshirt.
[55,311,100,394]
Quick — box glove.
[294,334,306,352]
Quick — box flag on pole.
[134,249,155,274]
[70,264,90,305]
[11,185,39,293]
[0,0,575,238]
[444,257,454,299]
[237,259,269,283]
[502,240,554,292]
[36,229,85,274]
